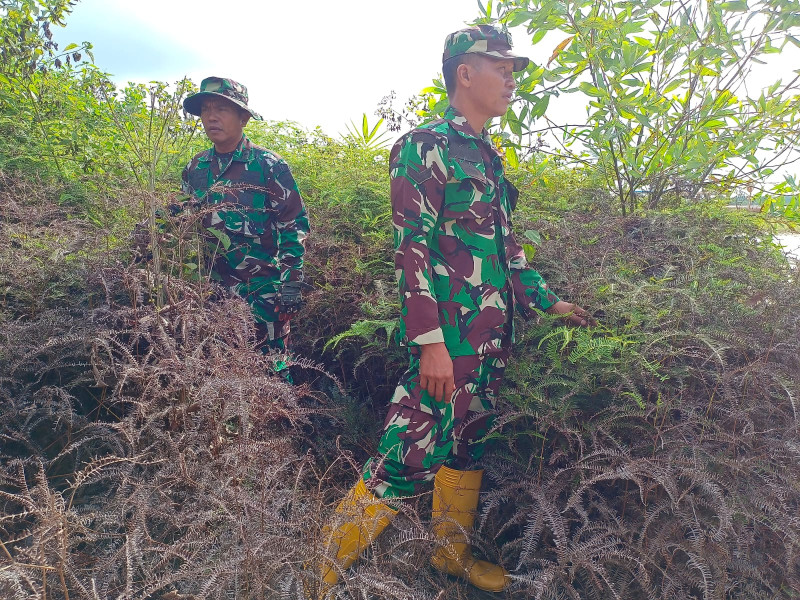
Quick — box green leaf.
[720,0,748,11]
[524,229,542,245]
[433,98,449,114]
[632,111,652,127]
[621,390,646,409]
[763,37,781,54]
[207,228,232,250]
[531,94,551,118]
[531,28,548,45]
[628,61,654,74]
[522,243,536,262]
[504,145,519,168]
[581,16,617,30]
[579,82,605,97]
[663,78,686,94]
[508,10,535,27]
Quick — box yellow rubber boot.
[430,466,510,592]
[317,478,397,596]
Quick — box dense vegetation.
[2,1,799,599]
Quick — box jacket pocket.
[206,207,269,239]
[443,160,495,221]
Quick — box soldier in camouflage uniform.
[180,77,309,353]
[315,26,593,595]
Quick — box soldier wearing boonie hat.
[442,24,530,71]
[183,76,264,120]
[179,77,310,360]
[312,24,594,598]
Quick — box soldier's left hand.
[546,300,596,327]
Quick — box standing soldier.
[316,26,593,594]
[180,77,310,354]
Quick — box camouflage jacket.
[181,135,309,337]
[390,106,560,356]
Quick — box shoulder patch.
[446,132,482,164]
[407,129,446,147]
[449,142,482,164]
[407,166,433,185]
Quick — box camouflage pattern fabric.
[183,76,263,120]
[390,105,560,358]
[362,106,562,499]
[254,323,288,352]
[181,134,309,343]
[442,25,529,72]
[363,350,509,499]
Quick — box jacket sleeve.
[180,162,192,196]
[391,131,449,347]
[267,160,309,283]
[504,183,561,315]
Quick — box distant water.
[775,233,800,264]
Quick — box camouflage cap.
[183,76,263,121]
[442,25,529,72]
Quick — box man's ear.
[456,62,472,88]
[240,114,251,127]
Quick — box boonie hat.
[183,76,263,121]
[442,25,530,72]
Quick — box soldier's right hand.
[419,342,455,404]
[546,300,597,327]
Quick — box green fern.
[323,318,397,352]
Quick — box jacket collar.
[443,105,492,145]
[199,135,251,163]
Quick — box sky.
[57,0,596,137]
[55,0,798,191]
[58,0,486,134]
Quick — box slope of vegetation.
[2,1,799,599]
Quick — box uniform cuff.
[406,328,445,346]
[535,290,560,312]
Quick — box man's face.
[465,55,516,120]
[199,96,249,152]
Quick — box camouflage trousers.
[225,275,291,343]
[254,320,289,352]
[212,277,291,350]
[362,350,509,499]
[254,321,292,383]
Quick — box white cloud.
[62,0,480,132]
